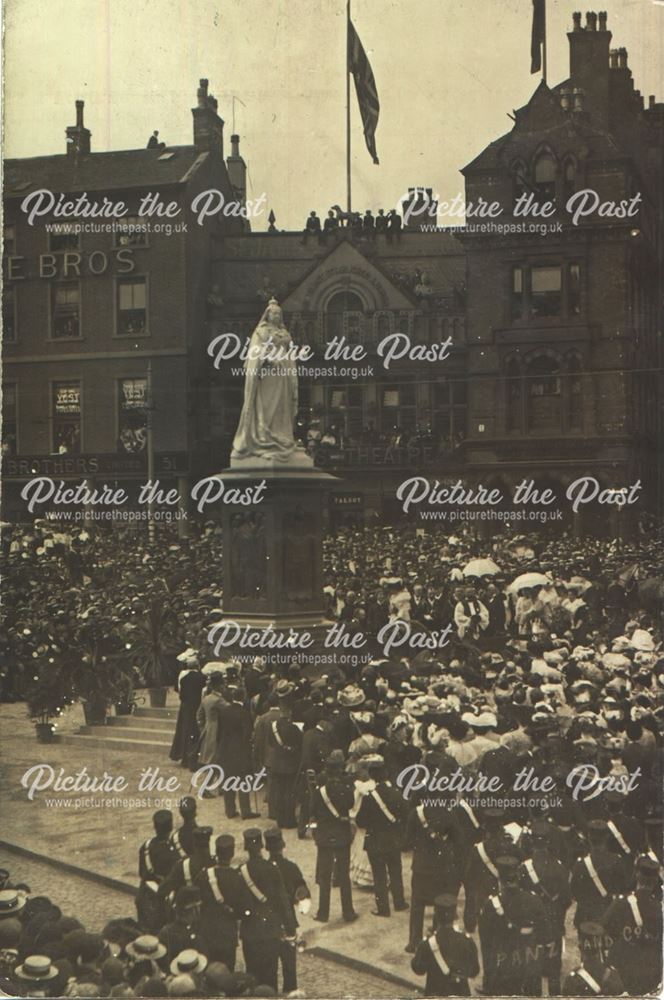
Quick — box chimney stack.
[66,99,91,156]
[617,47,628,69]
[568,11,611,123]
[192,78,224,158]
[226,133,248,229]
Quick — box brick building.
[3,13,662,533]
[2,79,245,519]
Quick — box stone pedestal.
[219,452,337,631]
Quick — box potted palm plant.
[25,662,75,742]
[72,614,130,724]
[127,599,179,707]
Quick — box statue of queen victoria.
[231,298,309,464]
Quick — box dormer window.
[513,161,529,210]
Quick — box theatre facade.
[3,12,663,534]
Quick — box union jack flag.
[348,15,380,164]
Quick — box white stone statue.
[231,298,308,465]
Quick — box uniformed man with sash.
[405,797,460,952]
[601,855,663,995]
[310,750,358,923]
[411,894,479,996]
[355,755,407,917]
[237,828,296,990]
[169,796,200,859]
[264,826,311,993]
[562,922,626,997]
[136,809,179,932]
[477,855,551,996]
[571,819,631,956]
[462,806,517,933]
[159,825,213,920]
[516,818,572,995]
[195,833,251,970]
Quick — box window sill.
[47,336,85,343]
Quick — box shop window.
[52,382,81,454]
[2,383,17,456]
[51,282,81,339]
[118,378,148,453]
[117,277,147,336]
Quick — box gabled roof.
[463,80,622,174]
[3,146,211,197]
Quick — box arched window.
[568,356,583,431]
[527,355,561,431]
[513,161,528,209]
[506,359,522,433]
[326,290,364,345]
[533,152,556,204]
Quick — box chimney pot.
[618,47,627,68]
[649,95,656,109]
[573,87,585,111]
[573,11,582,29]
[586,11,597,31]
[598,11,607,30]
[609,49,618,69]
[197,78,209,108]
[75,100,84,127]
[230,133,240,156]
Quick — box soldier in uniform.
[264,826,311,993]
[195,833,254,970]
[601,855,663,996]
[462,806,518,934]
[478,855,552,996]
[237,828,296,990]
[562,922,626,996]
[410,894,479,997]
[310,750,358,924]
[297,719,333,839]
[571,819,631,956]
[268,711,303,829]
[158,885,205,961]
[136,809,180,932]
[602,789,645,860]
[158,825,213,917]
[169,797,200,859]
[404,797,460,952]
[517,818,572,995]
[355,756,408,917]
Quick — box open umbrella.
[463,558,501,578]
[508,572,552,593]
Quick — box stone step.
[134,706,178,720]
[108,716,177,732]
[61,733,172,751]
[80,724,175,739]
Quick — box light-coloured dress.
[231,303,299,461]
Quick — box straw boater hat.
[124,935,167,961]
[170,949,208,977]
[14,955,59,981]
[0,890,25,918]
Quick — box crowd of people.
[301,208,402,244]
[1,518,663,995]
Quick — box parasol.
[462,558,501,578]
[508,572,552,593]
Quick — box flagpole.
[346,0,352,216]
[542,0,547,83]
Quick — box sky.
[4,0,664,230]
